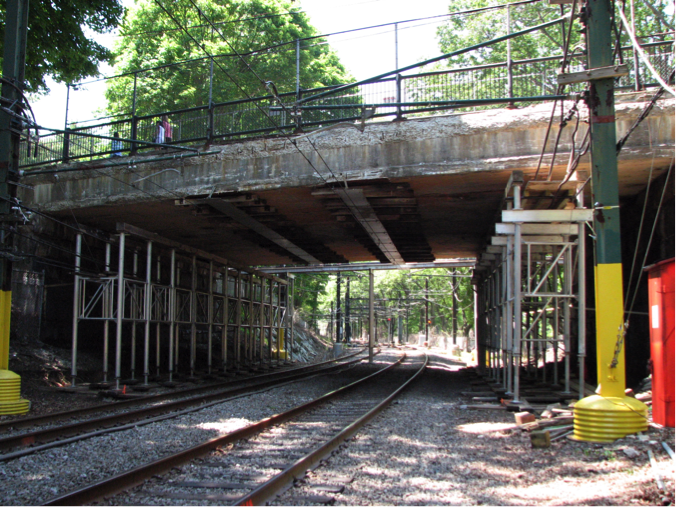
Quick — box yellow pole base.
[271,349,288,360]
[572,394,648,442]
[0,370,30,415]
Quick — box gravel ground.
[274,348,675,506]
[1,347,673,506]
[0,352,382,506]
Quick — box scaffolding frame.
[474,172,590,402]
[70,223,290,389]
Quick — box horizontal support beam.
[258,260,475,274]
[495,223,580,235]
[115,222,287,284]
[557,64,629,85]
[491,234,571,245]
[502,209,593,223]
[193,198,321,265]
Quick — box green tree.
[105,0,350,117]
[0,0,124,93]
[311,268,475,344]
[435,0,674,67]
[294,273,330,331]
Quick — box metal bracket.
[557,64,629,85]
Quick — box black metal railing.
[20,41,673,169]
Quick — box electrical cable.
[617,0,676,95]
[78,0,541,87]
[171,0,405,263]
[532,0,578,181]
[625,159,674,322]
[616,70,674,152]
[623,130,656,313]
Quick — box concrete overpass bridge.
[20,93,674,268]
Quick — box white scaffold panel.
[502,209,593,223]
[495,223,581,235]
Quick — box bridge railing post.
[294,89,303,133]
[207,102,215,144]
[131,115,138,155]
[62,128,70,163]
[395,73,403,120]
[207,57,214,144]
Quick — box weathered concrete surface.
[21,94,675,266]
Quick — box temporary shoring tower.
[0,0,30,414]
[474,171,591,403]
[474,0,648,442]
[70,224,292,389]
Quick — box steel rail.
[235,352,429,506]
[0,357,368,459]
[0,355,369,459]
[0,353,371,457]
[0,347,366,433]
[44,352,406,506]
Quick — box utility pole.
[0,0,30,415]
[452,269,458,346]
[368,269,374,362]
[424,277,429,345]
[336,272,342,343]
[345,277,351,342]
[572,0,647,441]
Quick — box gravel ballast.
[273,349,675,506]
[0,347,673,506]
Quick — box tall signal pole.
[572,0,647,441]
[0,0,30,414]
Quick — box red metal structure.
[646,258,675,428]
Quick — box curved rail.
[44,352,417,506]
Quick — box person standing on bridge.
[111,132,123,157]
[161,115,173,143]
[155,120,165,145]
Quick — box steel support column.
[70,234,82,386]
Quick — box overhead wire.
[532,0,577,181]
[172,0,403,262]
[77,0,541,86]
[625,159,674,320]
[617,0,676,95]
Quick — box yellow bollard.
[276,328,287,360]
[572,264,647,442]
[0,291,30,415]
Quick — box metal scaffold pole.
[369,269,374,363]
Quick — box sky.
[29,0,452,129]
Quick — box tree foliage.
[0,0,124,93]
[294,269,475,343]
[105,0,350,117]
[435,0,674,68]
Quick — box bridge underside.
[24,96,674,268]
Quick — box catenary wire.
[162,0,398,258]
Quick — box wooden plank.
[144,490,241,502]
[176,481,257,489]
[311,484,345,493]
[502,209,593,223]
[287,494,336,505]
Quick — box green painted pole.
[572,0,647,442]
[0,0,30,415]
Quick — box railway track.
[0,348,369,460]
[45,351,427,506]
